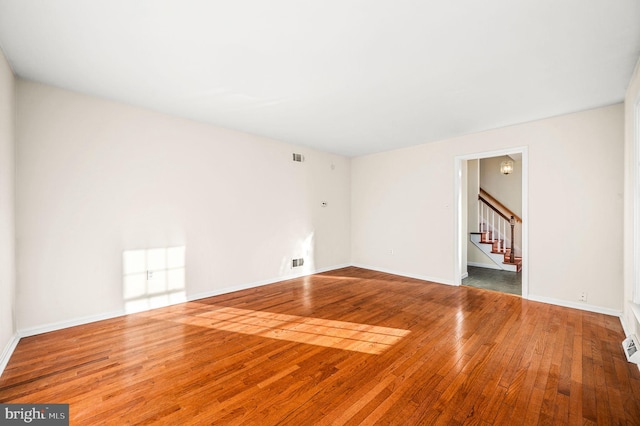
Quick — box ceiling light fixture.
[500,157,514,175]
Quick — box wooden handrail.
[478,195,510,222]
[479,188,522,223]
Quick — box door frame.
[453,146,529,298]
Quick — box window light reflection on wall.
[123,246,186,314]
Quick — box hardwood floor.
[1,267,639,425]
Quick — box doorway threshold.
[462,266,521,296]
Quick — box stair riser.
[470,234,520,272]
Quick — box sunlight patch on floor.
[169,304,410,355]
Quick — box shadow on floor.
[462,266,521,296]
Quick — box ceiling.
[1,1,639,157]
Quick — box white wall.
[0,49,16,366]
[624,58,640,335]
[8,77,629,334]
[480,156,522,218]
[352,104,624,311]
[16,81,351,331]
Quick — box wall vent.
[292,153,304,162]
[622,335,640,364]
[292,258,304,268]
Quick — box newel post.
[509,216,515,263]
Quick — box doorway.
[454,148,528,298]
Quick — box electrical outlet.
[147,270,154,280]
[578,291,587,302]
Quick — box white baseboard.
[620,314,632,338]
[350,263,455,286]
[527,294,623,317]
[355,265,623,319]
[188,263,351,302]
[11,262,629,375]
[315,263,352,273]
[0,333,21,377]
[617,309,640,372]
[467,261,503,270]
[18,310,126,338]
[188,279,281,303]
[18,264,354,337]
[461,272,469,279]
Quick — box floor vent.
[292,258,304,268]
[622,335,640,363]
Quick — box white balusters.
[478,195,519,260]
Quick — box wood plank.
[1,267,639,425]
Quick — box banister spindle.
[484,203,487,233]
[486,204,488,233]
[503,217,507,252]
[491,210,495,242]
[483,203,487,233]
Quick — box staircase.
[470,230,522,272]
[470,189,522,272]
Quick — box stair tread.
[471,231,522,273]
